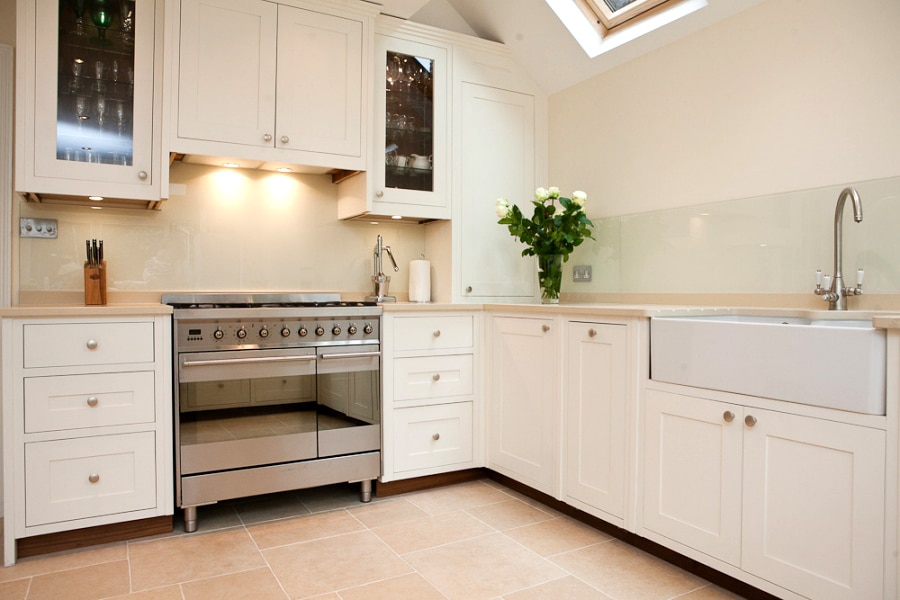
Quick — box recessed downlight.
[222,162,240,168]
[276,167,293,173]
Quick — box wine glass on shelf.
[71,0,87,37]
[119,0,136,45]
[95,96,107,129]
[75,96,90,128]
[70,59,83,92]
[90,0,114,42]
[115,100,126,136]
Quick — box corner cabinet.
[15,0,167,207]
[338,19,450,222]
[2,314,174,566]
[170,0,375,172]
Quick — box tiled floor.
[0,479,745,600]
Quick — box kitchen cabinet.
[15,0,167,208]
[642,387,886,599]
[338,19,450,222]
[171,0,374,172]
[381,311,480,481]
[487,315,559,496]
[563,321,629,525]
[2,314,173,566]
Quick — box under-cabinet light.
[276,167,293,173]
[391,215,402,220]
[222,162,240,168]
[88,196,104,201]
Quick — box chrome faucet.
[814,187,864,310]
[366,234,399,302]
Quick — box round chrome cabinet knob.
[298,326,308,337]
[315,326,325,336]
[364,323,373,335]
[236,327,248,339]
[86,339,98,350]
[213,329,225,340]
[259,327,269,338]
[281,327,291,337]
[348,324,358,335]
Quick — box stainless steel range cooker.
[162,293,382,532]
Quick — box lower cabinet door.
[393,402,473,473]
[25,432,157,526]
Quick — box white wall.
[549,0,900,217]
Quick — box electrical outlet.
[573,265,592,282]
[20,218,58,239]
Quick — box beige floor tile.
[675,584,747,599]
[299,483,376,513]
[404,532,566,600]
[234,491,310,525]
[107,585,184,599]
[0,542,127,582]
[551,540,706,600]
[0,578,30,600]
[372,510,494,554]
[181,567,288,600]
[27,559,130,600]
[338,573,447,600]
[307,594,341,600]
[505,517,612,557]
[466,498,555,530]
[177,502,243,534]
[263,530,412,598]
[347,497,429,529]
[405,481,513,515]
[248,509,364,550]
[129,528,265,591]
[503,575,614,599]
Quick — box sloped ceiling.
[375,0,766,94]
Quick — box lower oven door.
[317,345,381,458]
[177,347,318,475]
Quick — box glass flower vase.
[537,254,563,304]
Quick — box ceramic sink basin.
[650,315,886,415]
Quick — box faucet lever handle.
[815,269,823,288]
[857,268,865,287]
[823,274,832,290]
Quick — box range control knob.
[298,326,308,337]
[281,327,291,337]
[364,323,374,335]
[332,325,342,336]
[236,327,248,339]
[348,324,358,335]
[259,327,269,338]
[315,325,325,336]
[213,329,225,340]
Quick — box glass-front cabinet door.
[16,0,162,203]
[372,34,449,219]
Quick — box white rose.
[572,190,587,207]
[548,186,560,199]
[534,187,549,202]
[495,198,510,218]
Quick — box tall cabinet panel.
[16,0,165,204]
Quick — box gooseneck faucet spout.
[814,187,864,310]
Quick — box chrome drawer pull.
[745,415,758,427]
[542,324,550,333]
[432,373,441,381]
[433,329,441,337]
[432,433,440,441]
[88,473,100,483]
[723,411,735,422]
[87,396,99,407]
[588,328,597,337]
[86,339,98,350]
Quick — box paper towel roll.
[408,259,431,303]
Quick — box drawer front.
[394,315,474,352]
[25,432,157,527]
[23,322,155,368]
[394,354,473,403]
[25,371,156,433]
[394,402,473,472]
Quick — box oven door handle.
[318,351,382,360]
[181,355,317,368]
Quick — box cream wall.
[17,164,427,300]
[549,0,900,216]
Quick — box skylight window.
[547,0,708,58]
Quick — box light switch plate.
[20,218,58,239]
[573,265,592,282]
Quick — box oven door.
[177,347,318,474]
[317,345,381,458]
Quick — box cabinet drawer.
[394,315,474,351]
[394,402,473,472]
[23,322,155,368]
[394,354,473,403]
[25,371,156,433]
[25,432,157,527]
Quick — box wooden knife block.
[84,261,107,305]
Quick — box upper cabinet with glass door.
[338,20,450,222]
[15,0,166,208]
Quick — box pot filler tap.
[366,234,399,303]
[814,186,865,310]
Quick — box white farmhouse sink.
[650,315,886,415]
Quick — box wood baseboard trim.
[375,468,489,497]
[486,471,780,600]
[16,516,173,559]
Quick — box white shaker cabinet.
[172,0,373,172]
[642,387,886,599]
[487,315,559,496]
[2,314,173,566]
